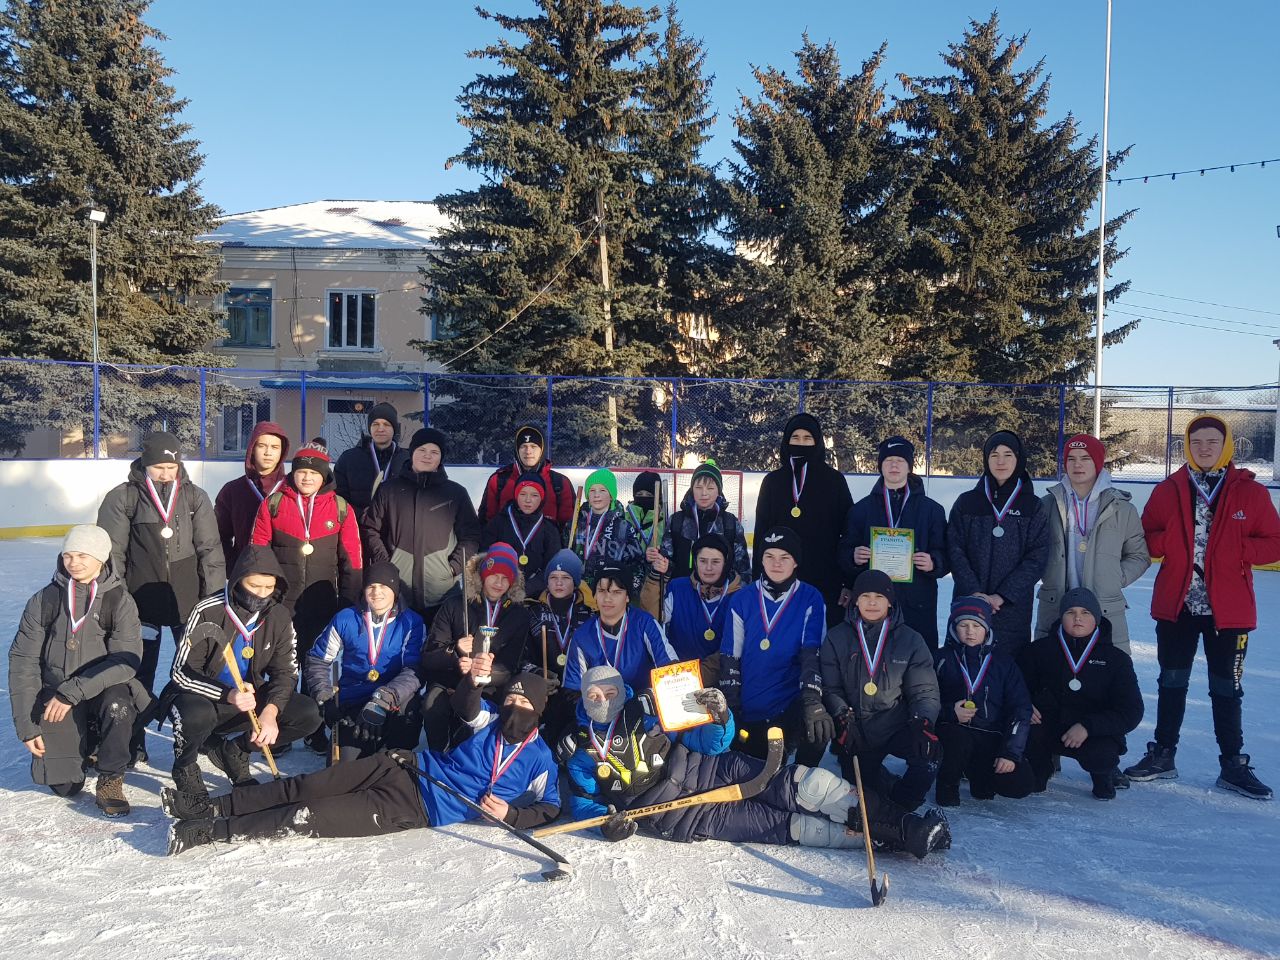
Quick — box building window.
[221,397,272,455]
[224,288,272,347]
[327,289,377,349]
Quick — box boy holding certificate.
[838,436,949,647]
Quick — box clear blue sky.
[148,0,1280,390]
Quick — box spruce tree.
[0,0,226,452]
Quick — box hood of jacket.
[1047,470,1130,512]
[228,544,291,603]
[981,430,1034,497]
[53,556,126,594]
[779,412,827,468]
[243,421,290,481]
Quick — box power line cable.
[1108,156,1277,185]
[1108,308,1276,338]
[1129,289,1280,318]
[1114,301,1280,332]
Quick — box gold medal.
[863,681,878,696]
[963,700,976,710]
[597,763,612,780]
[557,653,567,667]
[301,541,314,556]
[790,506,801,518]
[242,647,254,659]
[1077,541,1088,553]
[760,639,770,651]
[704,628,716,641]
[519,554,529,566]
[367,669,380,681]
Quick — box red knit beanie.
[482,543,520,585]
[1062,434,1105,474]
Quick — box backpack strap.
[335,495,349,526]
[267,491,285,518]
[41,584,60,646]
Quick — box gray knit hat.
[62,524,112,563]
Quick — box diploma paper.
[870,526,915,584]
[650,659,712,733]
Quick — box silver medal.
[1068,677,1082,691]
[160,525,174,539]
[992,526,1005,539]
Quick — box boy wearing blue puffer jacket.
[305,561,425,761]
[933,596,1034,806]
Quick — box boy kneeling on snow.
[164,669,559,854]
[1020,588,1143,800]
[561,666,948,859]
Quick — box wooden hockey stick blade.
[871,874,890,907]
[532,725,785,839]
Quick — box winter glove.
[600,808,638,843]
[321,696,341,727]
[718,656,743,713]
[834,708,865,756]
[801,694,835,745]
[910,717,939,760]
[554,731,579,766]
[542,673,562,698]
[690,687,730,726]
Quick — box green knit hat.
[690,458,722,493]
[583,467,618,507]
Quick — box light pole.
[1092,0,1113,437]
[87,208,106,457]
[1272,339,1280,485]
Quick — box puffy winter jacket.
[334,436,411,516]
[305,602,425,708]
[213,421,290,570]
[97,461,226,627]
[934,635,1032,762]
[482,507,563,598]
[660,490,751,582]
[478,459,576,528]
[1143,464,1280,630]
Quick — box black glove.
[542,673,562,698]
[600,808,637,843]
[554,731,579,766]
[833,708,862,756]
[321,695,341,727]
[353,689,396,742]
[802,695,835,745]
[910,717,939,760]
[719,656,743,713]
[690,687,730,726]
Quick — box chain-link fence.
[0,358,1273,482]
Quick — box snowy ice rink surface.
[0,538,1276,960]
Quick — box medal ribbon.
[699,588,725,632]
[144,476,180,527]
[551,602,575,651]
[1070,490,1090,539]
[245,476,284,504]
[626,505,654,549]
[66,579,98,635]
[370,441,397,485]
[506,505,545,558]
[597,610,629,668]
[856,620,888,683]
[296,492,316,541]
[485,599,502,628]
[790,458,808,511]
[954,650,992,699]
[882,484,910,529]
[365,610,393,667]
[589,716,620,763]
[1058,626,1100,678]
[1187,466,1222,509]
[983,476,1023,525]
[584,510,608,560]
[489,727,538,788]
[223,587,261,674]
[757,580,798,637]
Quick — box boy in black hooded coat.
[753,414,853,628]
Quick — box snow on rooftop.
[201,199,449,249]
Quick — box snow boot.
[1111,767,1130,790]
[208,737,258,787]
[167,818,223,856]
[794,766,855,822]
[95,774,130,817]
[49,781,84,798]
[1090,771,1116,801]
[1216,755,1272,800]
[161,787,222,821]
[172,761,208,798]
[934,781,961,807]
[900,807,950,860]
[854,789,949,859]
[789,813,861,849]
[1123,742,1177,782]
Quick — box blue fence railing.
[0,357,1273,482]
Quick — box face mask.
[584,690,624,725]
[501,705,540,742]
[233,582,273,613]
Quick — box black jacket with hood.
[335,435,411,515]
[752,413,853,619]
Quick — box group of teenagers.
[9,402,1278,865]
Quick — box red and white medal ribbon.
[584,510,608,560]
[507,505,545,559]
[365,610,393,667]
[1059,626,1100,683]
[597,610,629,668]
[1187,466,1221,508]
[489,727,538,789]
[856,620,888,682]
[757,580,798,638]
[223,588,261,664]
[245,476,284,504]
[296,492,317,541]
[954,650,992,700]
[790,459,808,512]
[984,476,1023,526]
[66,579,98,635]
[144,476,180,530]
[882,484,910,529]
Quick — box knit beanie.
[595,563,629,593]
[948,595,994,640]
[546,548,583,588]
[366,402,399,436]
[62,524,112,563]
[692,533,731,585]
[513,472,546,504]
[877,436,916,471]
[1062,434,1105,475]
[853,569,896,605]
[632,470,661,506]
[515,425,546,454]
[481,543,520,586]
[584,467,618,507]
[1060,587,1103,624]
[141,431,182,467]
[983,430,1025,476]
[291,443,332,482]
[690,459,723,493]
[409,427,447,459]
[363,561,401,593]
[505,672,549,718]
[757,525,803,565]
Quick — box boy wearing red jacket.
[1126,415,1280,799]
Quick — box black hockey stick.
[533,725,785,837]
[852,754,889,907]
[392,754,572,882]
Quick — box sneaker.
[934,782,961,807]
[1090,771,1116,801]
[207,738,257,787]
[1123,742,1177,782]
[1216,755,1273,800]
[168,818,218,856]
[1111,767,1130,790]
[161,787,218,821]
[95,774,130,817]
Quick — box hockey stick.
[532,725,785,838]
[541,625,549,681]
[568,483,584,556]
[392,754,572,881]
[329,683,341,766]
[220,643,281,779]
[852,754,889,907]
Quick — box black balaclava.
[781,413,825,468]
[232,579,274,615]
[500,673,548,742]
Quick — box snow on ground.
[1,538,1277,960]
